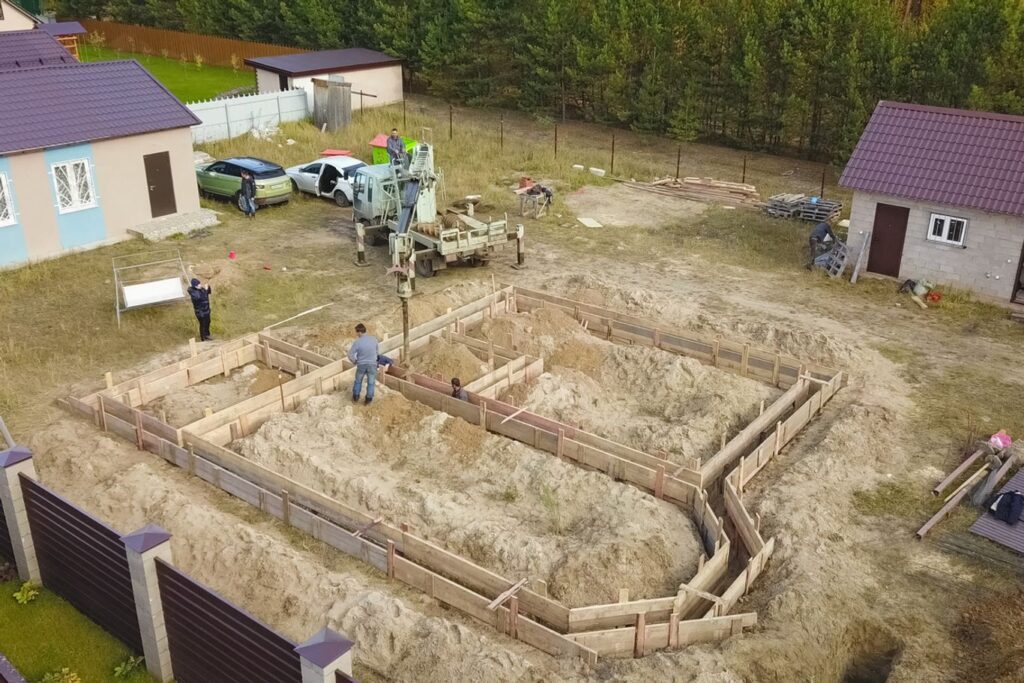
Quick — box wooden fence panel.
[19,476,143,654]
[156,559,301,683]
[79,19,305,68]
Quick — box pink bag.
[989,430,1012,450]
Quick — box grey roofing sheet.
[970,468,1024,555]
[244,47,399,76]
[0,28,73,70]
[839,101,1024,217]
[0,60,200,156]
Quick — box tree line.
[57,0,1024,161]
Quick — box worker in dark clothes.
[386,128,406,166]
[240,170,257,218]
[451,377,469,401]
[188,278,212,341]
[807,221,837,270]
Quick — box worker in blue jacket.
[188,278,212,341]
[347,323,380,405]
[807,221,837,270]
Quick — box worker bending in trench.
[348,323,380,405]
[451,377,469,401]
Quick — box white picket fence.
[186,89,309,143]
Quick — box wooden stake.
[633,613,646,658]
[229,422,241,442]
[134,410,144,449]
[741,343,750,376]
[773,421,783,455]
[654,465,666,499]
[721,431,727,449]
[281,489,291,526]
[98,395,107,432]
[759,399,765,415]
[159,409,167,424]
[772,354,781,385]
[104,371,113,390]
[532,579,547,597]
[387,540,396,578]
[508,596,519,639]
[279,383,286,411]
[263,340,273,369]
[204,407,213,418]
[315,376,324,396]
[479,401,488,429]
[187,443,196,476]
[669,612,680,649]
[712,338,720,366]
[239,414,250,436]
[221,350,228,377]
[189,338,197,357]
[618,588,629,603]
[556,428,565,458]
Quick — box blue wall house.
[0,30,201,269]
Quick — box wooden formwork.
[61,285,843,663]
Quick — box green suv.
[195,157,292,211]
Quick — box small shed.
[39,20,86,59]
[840,101,1024,304]
[368,133,415,165]
[245,48,402,112]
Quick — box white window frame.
[927,212,968,247]
[51,159,98,214]
[0,173,15,227]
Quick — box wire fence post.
[403,98,407,130]
[449,104,453,140]
[820,167,826,198]
[500,114,504,152]
[554,124,558,158]
[675,145,681,180]
[742,156,747,184]
[610,134,615,175]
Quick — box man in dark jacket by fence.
[188,278,212,341]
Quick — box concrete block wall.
[847,191,1024,302]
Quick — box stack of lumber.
[625,177,760,206]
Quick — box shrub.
[113,655,145,678]
[13,581,39,605]
[39,669,82,683]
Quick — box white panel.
[122,277,185,309]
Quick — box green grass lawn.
[0,579,152,682]
[79,45,255,103]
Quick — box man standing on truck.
[386,128,406,166]
[348,323,380,405]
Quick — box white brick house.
[840,101,1024,304]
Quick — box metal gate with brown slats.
[155,558,302,683]
[19,475,143,653]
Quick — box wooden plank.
[567,596,676,633]
[723,479,765,555]
[932,448,987,496]
[257,333,334,367]
[487,578,528,610]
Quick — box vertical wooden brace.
[654,465,666,499]
[633,613,646,658]
[134,410,144,450]
[386,540,396,578]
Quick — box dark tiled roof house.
[246,47,403,111]
[0,58,202,269]
[0,28,72,69]
[839,101,1024,304]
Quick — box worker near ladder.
[806,220,837,270]
[348,323,380,405]
[187,278,212,341]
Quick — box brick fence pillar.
[0,445,41,582]
[296,627,356,682]
[121,524,174,682]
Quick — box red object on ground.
[321,148,353,157]
[519,176,535,189]
[228,251,237,260]
[926,291,942,302]
[263,264,272,270]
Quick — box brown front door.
[144,151,177,218]
[867,203,910,277]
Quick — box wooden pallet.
[628,177,760,206]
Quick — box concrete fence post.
[295,627,356,682]
[121,524,174,683]
[0,445,41,582]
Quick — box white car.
[285,156,366,207]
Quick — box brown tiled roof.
[244,48,400,77]
[839,101,1024,217]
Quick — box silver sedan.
[285,156,366,206]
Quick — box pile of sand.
[407,339,487,383]
[28,419,552,683]
[476,308,778,463]
[236,391,703,607]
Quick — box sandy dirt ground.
[565,184,707,228]
[234,389,702,607]
[404,338,488,384]
[19,199,1024,681]
[473,306,780,465]
[143,362,289,426]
